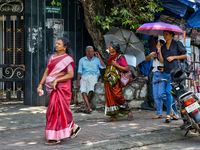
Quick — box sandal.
[74,108,92,114]
[74,108,83,113]
[105,118,117,122]
[166,115,171,123]
[45,140,60,145]
[152,115,162,119]
[70,126,81,139]
[171,115,179,120]
[83,109,92,114]
[87,108,92,113]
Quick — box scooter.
[152,68,200,136]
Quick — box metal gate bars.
[0,15,24,102]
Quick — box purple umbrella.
[136,22,184,35]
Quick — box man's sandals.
[70,126,81,139]
[74,108,92,114]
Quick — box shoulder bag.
[117,54,134,87]
[178,59,190,76]
[175,40,190,76]
[119,70,134,87]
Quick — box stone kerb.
[72,80,148,109]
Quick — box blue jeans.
[163,72,178,116]
[153,72,167,116]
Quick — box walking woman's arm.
[166,54,187,62]
[177,54,187,60]
[52,71,74,90]
[37,68,49,93]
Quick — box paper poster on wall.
[45,18,64,64]
[46,18,64,47]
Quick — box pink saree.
[45,54,74,140]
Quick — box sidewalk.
[0,102,198,150]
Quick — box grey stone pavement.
[0,102,199,150]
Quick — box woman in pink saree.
[37,37,81,145]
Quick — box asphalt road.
[130,135,200,150]
[0,103,199,150]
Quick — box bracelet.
[177,56,179,60]
[38,83,43,85]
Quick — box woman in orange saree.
[37,37,81,145]
[105,41,133,122]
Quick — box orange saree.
[105,53,130,118]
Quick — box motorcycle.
[152,68,200,136]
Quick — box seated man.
[77,46,106,113]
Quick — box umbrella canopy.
[103,27,145,67]
[136,22,184,35]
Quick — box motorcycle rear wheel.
[184,113,200,133]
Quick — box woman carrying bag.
[104,41,133,122]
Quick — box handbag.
[178,59,190,76]
[175,41,190,76]
[119,70,134,87]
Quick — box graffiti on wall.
[27,27,43,53]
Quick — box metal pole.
[13,16,16,98]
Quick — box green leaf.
[94,0,163,31]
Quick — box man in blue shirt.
[77,46,106,113]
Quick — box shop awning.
[161,0,189,18]
[178,0,196,7]
[187,9,200,28]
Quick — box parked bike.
[152,67,200,136]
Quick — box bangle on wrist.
[38,83,43,85]
[177,56,179,60]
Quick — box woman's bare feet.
[127,113,133,121]
[105,117,117,122]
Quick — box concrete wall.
[72,80,148,109]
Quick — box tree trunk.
[80,0,108,62]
